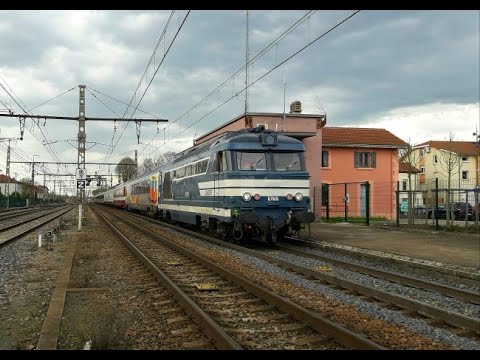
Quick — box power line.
[142,10,361,160]
[27,87,76,112]
[88,87,164,119]
[139,10,317,159]
[99,10,191,174]
[0,77,66,170]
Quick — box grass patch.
[89,309,129,350]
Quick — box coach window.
[163,172,172,199]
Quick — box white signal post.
[76,166,86,231]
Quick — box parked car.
[427,205,447,219]
[451,202,473,220]
[414,205,427,216]
[428,202,473,220]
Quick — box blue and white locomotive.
[97,126,315,243]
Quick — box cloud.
[351,102,479,145]
[0,10,478,194]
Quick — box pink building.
[321,127,408,219]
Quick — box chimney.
[289,100,302,114]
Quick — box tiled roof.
[0,174,13,182]
[399,162,421,173]
[322,127,408,148]
[416,141,477,155]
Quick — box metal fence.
[314,181,372,225]
[314,178,479,230]
[396,178,479,229]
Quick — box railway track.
[93,205,385,350]
[254,244,480,338]
[0,205,74,247]
[273,243,480,305]
[104,206,479,344]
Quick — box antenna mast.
[283,73,286,131]
[245,10,249,114]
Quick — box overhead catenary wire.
[138,10,318,159]
[98,10,191,174]
[142,10,361,160]
[2,10,361,192]
[0,77,68,171]
[88,87,164,119]
[27,87,76,113]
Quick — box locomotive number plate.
[268,196,279,201]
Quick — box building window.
[354,151,376,168]
[402,181,407,191]
[321,150,329,167]
[461,156,468,162]
[433,155,438,164]
[419,149,425,157]
[462,171,468,180]
[321,183,329,206]
[420,166,425,173]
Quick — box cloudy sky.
[0,10,478,194]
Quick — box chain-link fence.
[396,178,479,230]
[314,179,479,230]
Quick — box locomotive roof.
[172,127,304,164]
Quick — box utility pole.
[31,154,38,206]
[78,85,86,203]
[1,84,168,206]
[134,150,138,176]
[43,174,47,205]
[77,86,85,228]
[6,139,10,208]
[1,137,19,208]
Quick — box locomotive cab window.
[273,152,303,171]
[236,152,266,171]
[213,151,229,172]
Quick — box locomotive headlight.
[242,192,252,201]
[294,192,303,202]
[286,193,293,200]
[253,193,261,201]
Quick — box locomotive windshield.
[236,152,267,171]
[272,152,303,171]
[234,151,305,171]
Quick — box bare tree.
[436,131,460,225]
[138,151,176,174]
[19,177,33,198]
[115,157,137,183]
